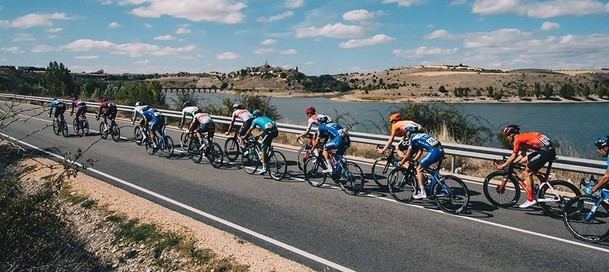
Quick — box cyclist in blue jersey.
[246,110,278,174]
[400,124,445,199]
[70,96,87,124]
[314,116,350,174]
[584,135,609,196]
[143,108,164,149]
[48,98,67,123]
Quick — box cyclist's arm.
[413,149,424,161]
[400,146,414,166]
[226,115,236,134]
[48,104,54,116]
[180,110,187,128]
[592,170,609,193]
[187,120,197,133]
[245,123,258,137]
[380,130,397,153]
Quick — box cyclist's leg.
[525,149,553,200]
[416,148,443,198]
[238,119,253,146]
[324,137,341,172]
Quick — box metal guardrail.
[1,93,607,175]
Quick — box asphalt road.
[3,102,609,271]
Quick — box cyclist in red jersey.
[96,98,117,132]
[497,125,556,208]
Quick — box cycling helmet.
[404,123,419,134]
[232,103,242,110]
[52,97,57,101]
[317,115,329,124]
[252,109,262,118]
[595,135,609,149]
[389,113,401,123]
[502,125,520,137]
[135,101,141,107]
[304,106,316,116]
[101,98,108,102]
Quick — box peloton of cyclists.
[245,110,279,174]
[97,98,117,132]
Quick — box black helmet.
[502,125,520,137]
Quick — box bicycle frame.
[498,160,559,202]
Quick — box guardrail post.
[451,156,456,173]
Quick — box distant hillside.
[0,66,44,95]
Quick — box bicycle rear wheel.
[338,161,364,196]
[52,119,60,135]
[189,139,203,163]
[241,146,260,174]
[387,168,416,202]
[111,122,121,142]
[82,119,89,136]
[145,137,157,155]
[483,171,521,208]
[205,142,224,168]
[268,150,287,181]
[163,136,174,157]
[134,126,143,145]
[371,157,395,188]
[537,179,580,219]
[563,195,609,243]
[303,156,327,187]
[224,137,240,161]
[61,121,69,137]
[433,175,470,214]
[180,132,190,151]
[99,122,108,139]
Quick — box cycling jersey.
[408,133,444,168]
[390,120,419,138]
[232,109,253,121]
[99,101,117,118]
[252,116,277,133]
[305,114,331,132]
[132,105,149,121]
[71,99,86,108]
[512,132,553,153]
[71,99,87,118]
[193,113,214,139]
[183,106,199,116]
[318,122,350,156]
[144,109,164,132]
[49,100,66,118]
[194,112,212,124]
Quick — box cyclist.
[245,110,278,174]
[400,124,445,200]
[377,113,421,155]
[225,103,253,147]
[70,96,87,125]
[48,98,67,123]
[132,101,150,141]
[143,107,165,149]
[583,135,609,196]
[497,125,556,208]
[315,116,350,174]
[297,106,332,140]
[96,98,117,132]
[188,109,215,146]
[179,102,200,129]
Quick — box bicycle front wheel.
[82,119,89,136]
[163,136,174,157]
[338,161,364,196]
[483,171,521,208]
[241,146,260,174]
[303,156,327,187]
[99,122,108,139]
[268,150,287,181]
[134,126,143,145]
[189,139,203,163]
[111,122,121,142]
[538,179,580,219]
[61,121,69,137]
[180,132,190,151]
[433,175,470,214]
[563,195,609,243]
[205,142,224,168]
[387,168,416,202]
[224,137,240,161]
[371,157,395,188]
[52,120,60,135]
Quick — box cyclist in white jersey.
[225,103,253,147]
[179,102,200,129]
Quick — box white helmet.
[135,101,141,107]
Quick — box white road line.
[0,132,355,272]
[8,110,609,255]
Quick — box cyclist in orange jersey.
[377,113,421,155]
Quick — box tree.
[486,86,494,98]
[534,82,542,98]
[438,85,447,93]
[42,61,74,97]
[559,83,575,99]
[517,87,526,98]
[543,84,554,99]
[581,85,591,98]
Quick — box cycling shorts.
[325,135,350,156]
[420,147,444,169]
[260,128,279,149]
[54,105,66,118]
[197,122,215,139]
[76,106,87,118]
[150,117,164,132]
[527,147,556,172]
[238,118,253,138]
[103,107,117,119]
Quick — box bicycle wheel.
[338,161,364,196]
[268,150,287,181]
[387,168,416,202]
[537,179,580,219]
[73,118,80,135]
[483,171,521,208]
[189,139,203,163]
[297,145,312,172]
[99,122,108,139]
[61,121,69,137]
[241,146,260,174]
[82,119,89,136]
[145,137,157,155]
[224,137,240,161]
[134,126,144,145]
[111,122,121,142]
[303,156,327,187]
[205,142,224,168]
[371,157,396,188]
[163,136,174,157]
[180,132,190,151]
[563,195,609,242]
[52,119,60,135]
[433,175,470,214]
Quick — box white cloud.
[217,51,239,60]
[176,27,191,34]
[131,0,247,24]
[75,55,99,60]
[101,0,113,5]
[342,9,375,22]
[463,28,531,48]
[286,0,304,9]
[135,59,150,65]
[393,46,458,58]
[541,21,560,31]
[254,48,276,55]
[257,11,294,22]
[0,12,73,29]
[279,49,297,55]
[295,23,363,39]
[47,34,58,39]
[46,27,63,33]
[117,0,147,5]
[1,46,23,54]
[423,29,451,40]
[339,34,394,48]
[382,0,424,7]
[261,38,277,45]
[472,0,609,18]
[154,34,177,40]
[31,45,54,53]
[13,33,35,42]
[63,39,197,57]
[108,21,122,28]
[144,23,153,28]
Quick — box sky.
[0,0,608,75]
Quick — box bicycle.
[133,119,148,145]
[145,126,174,157]
[562,176,609,243]
[371,144,404,188]
[72,114,89,137]
[303,153,365,195]
[186,132,224,168]
[224,128,242,162]
[296,133,322,172]
[97,116,121,142]
[483,156,580,218]
[52,115,69,137]
[387,160,470,214]
[241,136,287,181]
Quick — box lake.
[164,92,609,158]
